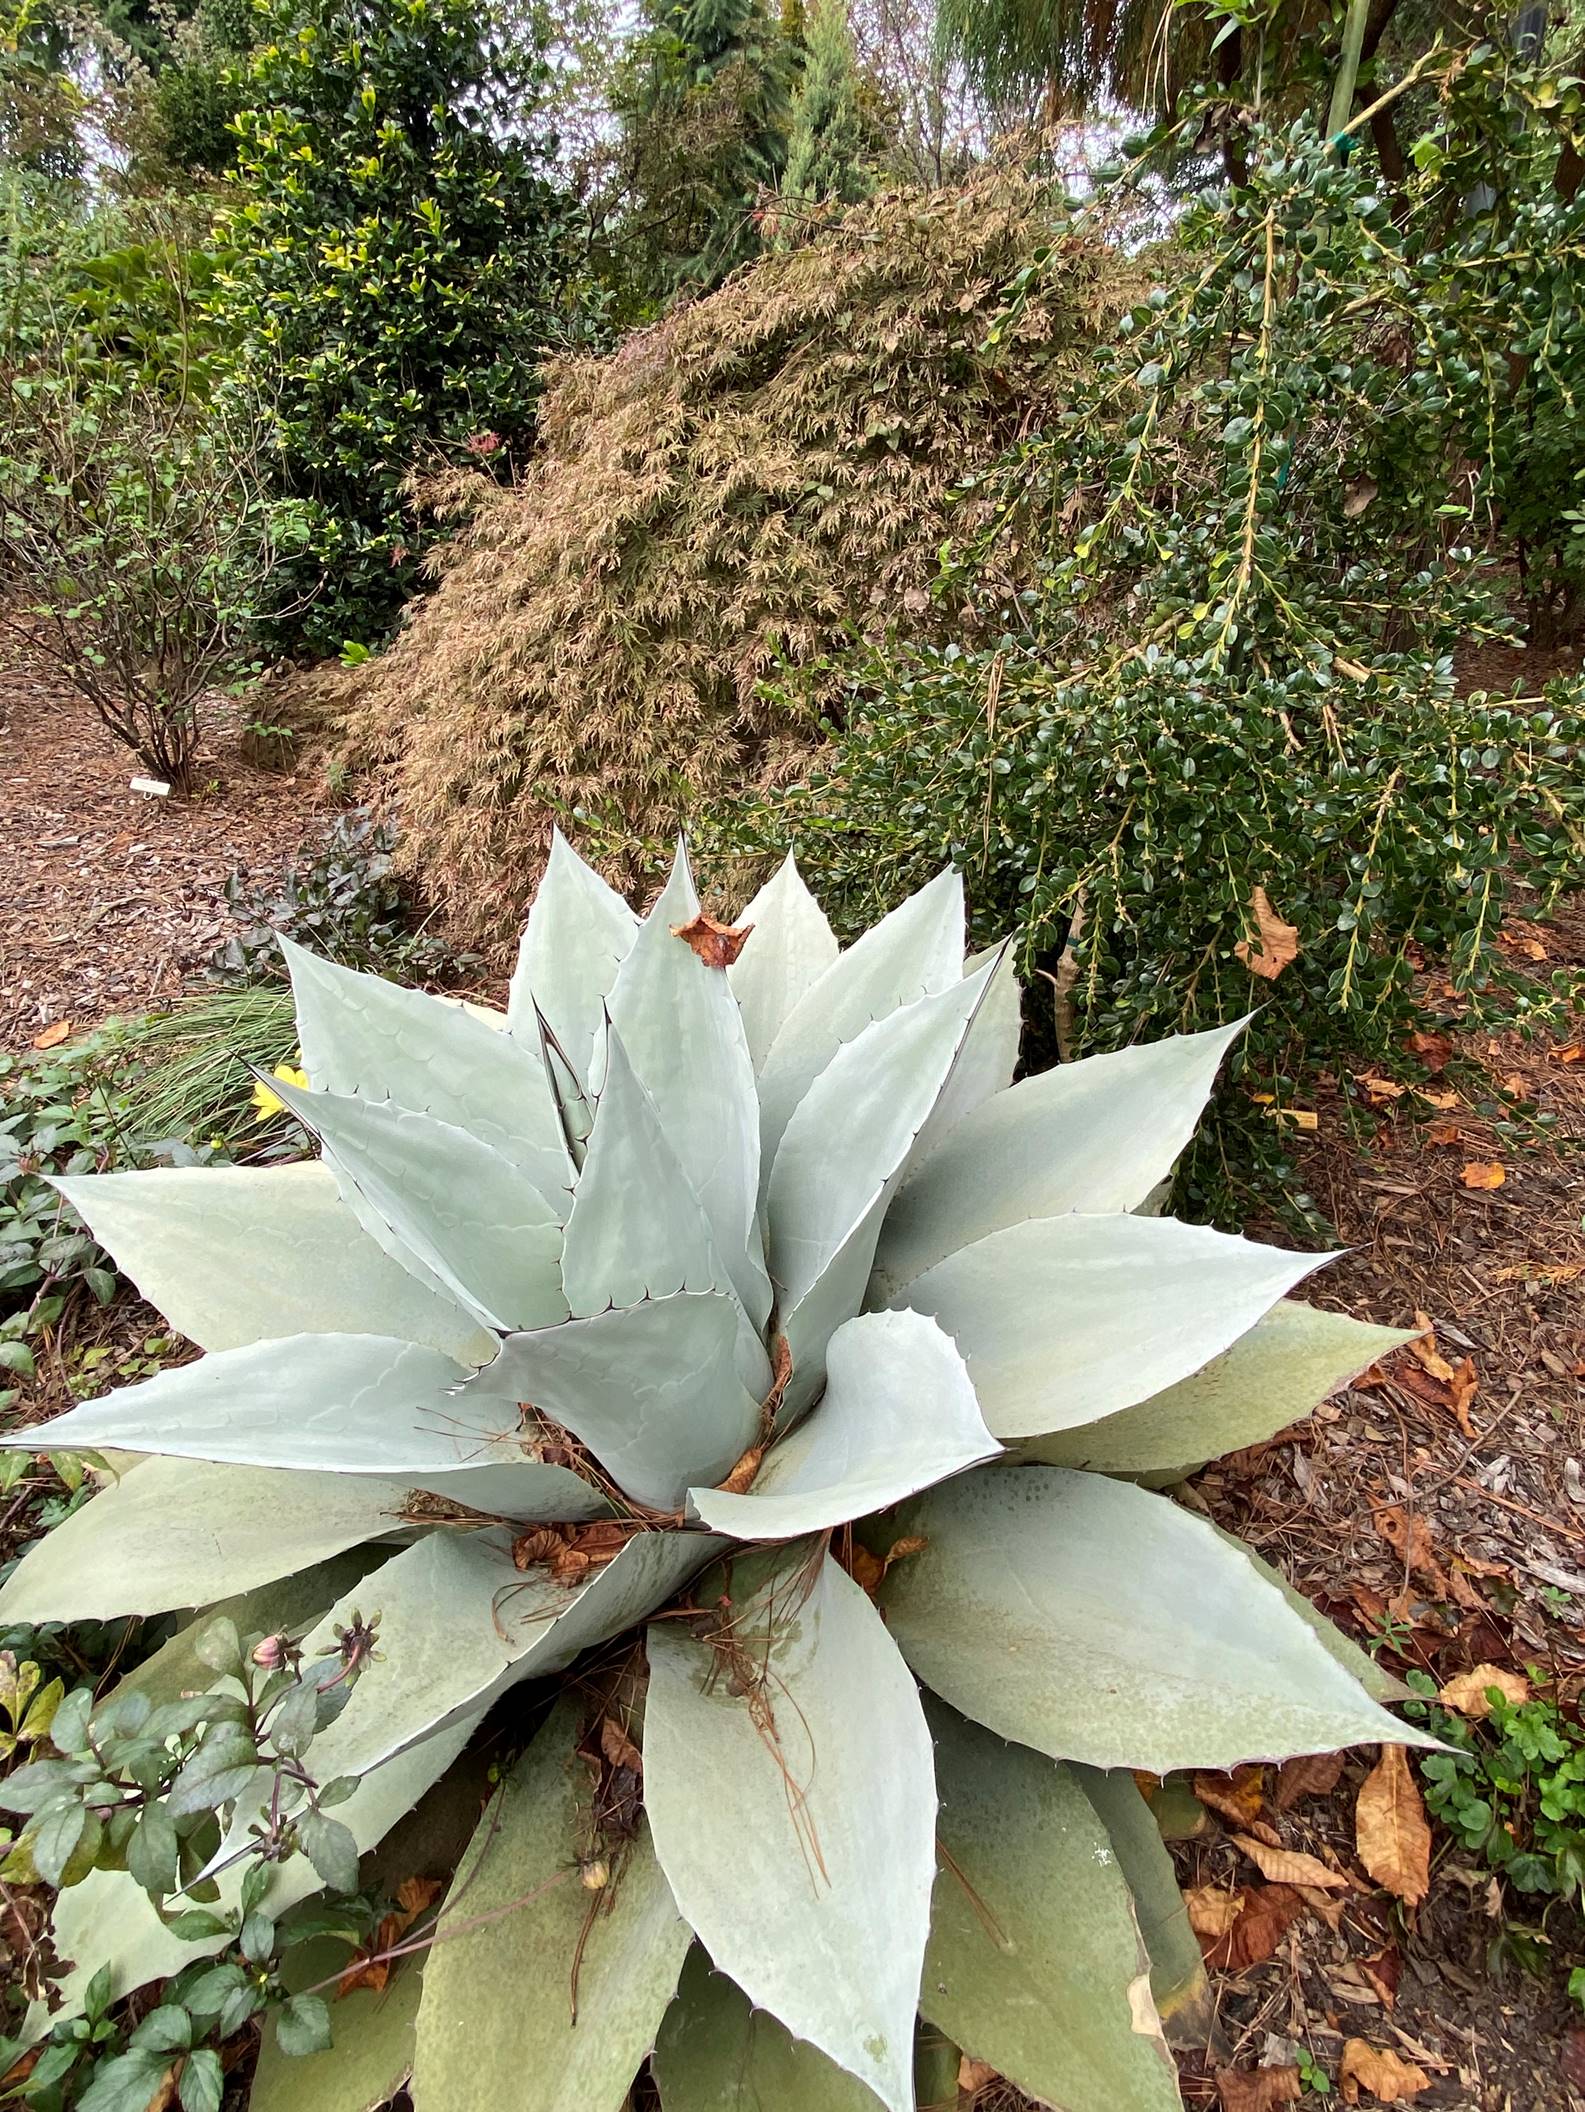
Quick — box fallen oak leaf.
[1235,887,1300,981]
[1338,2038,1431,2104]
[1274,1751,1345,1811]
[1355,1746,1431,1906]
[31,1020,71,1050]
[1231,1833,1349,1890]
[1461,1160,1505,1190]
[1197,1883,1309,1971]
[1194,1763,1266,1828]
[1215,2065,1302,2111]
[1437,1664,1528,1719]
[670,912,753,969]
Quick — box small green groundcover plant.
[0,837,1440,2111]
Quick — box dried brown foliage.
[321,171,1131,949]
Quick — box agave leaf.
[268,1077,568,1334]
[881,1464,1437,1773]
[778,1199,889,1424]
[507,828,640,1083]
[922,1698,1180,2111]
[293,1528,725,1782]
[688,1310,997,1541]
[884,1214,1330,1441]
[1021,1301,1414,1476]
[29,1711,483,2037]
[472,1296,764,1512]
[755,866,964,1180]
[50,1163,494,1366]
[653,1948,881,2111]
[250,1940,424,2112]
[727,854,840,1073]
[603,845,771,1331]
[872,1018,1247,1295]
[561,1027,731,1315]
[0,1333,565,1485]
[0,1458,410,1624]
[410,1698,690,2112]
[901,941,1021,1177]
[1210,1525,1413,1705]
[645,1549,934,2112]
[766,960,996,1318]
[1070,1764,1212,2045]
[282,937,570,1201]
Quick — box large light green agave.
[3,838,1432,2112]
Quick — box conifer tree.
[782,0,874,210]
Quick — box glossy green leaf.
[873,1017,1247,1294]
[881,1464,1435,1773]
[269,1077,567,1334]
[1021,1300,1413,1475]
[923,1699,1179,2111]
[605,842,769,1330]
[282,937,570,1203]
[755,866,964,1179]
[473,1296,763,1510]
[0,1458,406,1624]
[645,1551,934,2112]
[411,1697,690,2112]
[50,1163,494,1366]
[727,854,839,1073]
[689,1310,997,1540]
[507,828,639,1083]
[885,1214,1330,1440]
[767,960,995,1317]
[653,1948,882,2111]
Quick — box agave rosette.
[3,837,1431,2112]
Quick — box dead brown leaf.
[1355,1746,1431,1906]
[1437,1664,1528,1718]
[1358,1075,1406,1104]
[30,1019,70,1050]
[1425,1120,1461,1145]
[1556,1042,1584,1065]
[1446,1357,1478,1439]
[1405,1028,1454,1072]
[1194,1763,1266,1828]
[1373,1506,1449,1595]
[1231,1833,1349,1890]
[670,912,753,969]
[958,2055,996,2092]
[1235,887,1300,981]
[1461,1160,1506,1190]
[1215,2065,1302,2111]
[1274,1751,1346,1810]
[1361,1947,1401,2010]
[1198,1884,1309,1970]
[1407,1316,1456,1384]
[1186,1885,1245,1938]
[1338,2038,1432,2104]
[338,1875,443,1995]
[599,1714,643,1774]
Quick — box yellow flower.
[251,1060,308,1123]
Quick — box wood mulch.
[5,636,1585,2111]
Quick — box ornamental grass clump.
[0,837,1433,2112]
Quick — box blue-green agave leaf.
[884,1214,1330,1441]
[507,828,640,1084]
[727,854,839,1074]
[645,1550,934,2112]
[689,1310,997,1541]
[410,1697,690,2112]
[873,1017,1247,1295]
[653,1948,882,2110]
[250,1938,424,2112]
[900,941,1021,1177]
[923,1698,1180,2111]
[1070,1765,1212,2043]
[881,1465,1440,1773]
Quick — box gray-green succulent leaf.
[2,837,1431,2111]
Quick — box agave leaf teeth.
[688,1308,999,1541]
[471,1293,765,1512]
[882,1465,1444,1774]
[644,1550,936,2112]
[901,938,1022,1175]
[411,1697,692,2112]
[654,1949,880,2110]
[48,1161,495,1365]
[267,1073,569,1334]
[0,1457,412,1624]
[0,1332,522,1479]
[529,997,592,1167]
[922,1697,1182,2112]
[281,935,572,1200]
[604,841,771,1333]
[884,1213,1330,1442]
[873,1015,1249,1295]
[507,827,640,1085]
[1021,1301,1415,1476]
[727,852,840,1073]
[755,863,965,1183]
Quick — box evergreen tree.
[782,0,873,211]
